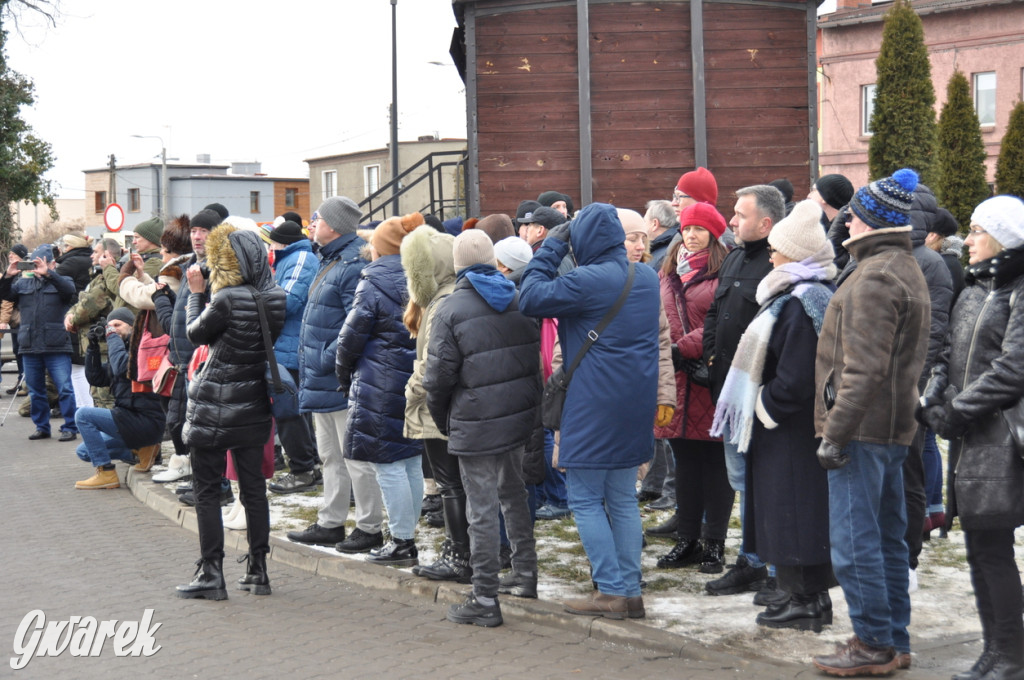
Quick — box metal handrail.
[359,150,467,222]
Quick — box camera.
[16,261,35,271]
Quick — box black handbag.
[541,263,635,429]
[250,286,299,422]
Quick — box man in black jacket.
[703,184,785,597]
[74,307,164,489]
[424,230,541,628]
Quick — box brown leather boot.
[563,592,628,620]
[812,636,898,676]
[133,444,161,472]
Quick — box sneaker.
[535,504,571,520]
[268,470,320,495]
[812,636,898,676]
[179,485,234,508]
[75,467,120,490]
[335,527,384,554]
[175,481,193,495]
[752,577,790,608]
[58,430,77,442]
[424,509,445,528]
[4,383,19,395]
[273,445,286,471]
[286,522,346,547]
[28,429,50,440]
[366,538,418,567]
[705,556,767,595]
[497,571,538,598]
[421,494,442,515]
[153,455,191,483]
[447,594,503,627]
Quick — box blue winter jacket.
[0,271,76,354]
[519,202,660,469]
[298,232,367,413]
[273,239,318,371]
[335,255,421,464]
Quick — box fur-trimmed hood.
[205,225,275,294]
[400,224,455,307]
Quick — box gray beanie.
[317,196,361,236]
[453,229,496,272]
[107,307,135,326]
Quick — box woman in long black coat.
[711,200,837,632]
[176,226,285,601]
[922,195,1024,680]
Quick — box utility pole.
[108,154,117,210]
[390,0,399,217]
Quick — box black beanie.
[191,209,222,231]
[815,174,855,211]
[10,244,29,259]
[269,221,305,245]
[203,203,229,221]
[281,211,303,225]
[423,214,445,233]
[769,178,794,204]
[107,307,136,326]
[930,208,960,238]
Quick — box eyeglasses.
[843,211,854,224]
[766,246,776,256]
[968,227,987,236]
[672,191,691,203]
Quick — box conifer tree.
[867,0,937,186]
[995,101,1024,197]
[936,71,990,229]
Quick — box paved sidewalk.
[0,409,976,679]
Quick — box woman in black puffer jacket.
[176,226,285,601]
[921,195,1024,680]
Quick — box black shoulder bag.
[249,286,300,422]
[541,262,636,429]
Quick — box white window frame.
[861,84,876,136]
[364,164,381,197]
[322,170,337,201]
[974,71,997,126]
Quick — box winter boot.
[415,540,472,583]
[75,465,120,490]
[699,538,726,574]
[366,538,419,567]
[176,558,228,600]
[236,553,271,595]
[132,444,161,472]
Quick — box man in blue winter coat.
[519,202,661,621]
[286,196,385,554]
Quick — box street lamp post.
[131,134,168,218]
[390,0,399,217]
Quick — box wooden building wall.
[462,0,815,218]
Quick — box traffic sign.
[104,203,125,232]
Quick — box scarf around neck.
[678,248,709,284]
[710,257,834,453]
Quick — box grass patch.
[286,505,319,525]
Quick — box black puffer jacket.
[423,271,541,457]
[85,331,165,448]
[933,249,1024,531]
[56,246,93,293]
[182,227,286,451]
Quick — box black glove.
[87,322,106,345]
[926,403,971,441]
[671,345,685,372]
[816,440,849,470]
[920,368,948,408]
[546,221,571,244]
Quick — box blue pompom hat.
[849,168,919,231]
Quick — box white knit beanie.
[971,195,1024,250]
[768,199,828,262]
[493,236,533,273]
[453,229,496,272]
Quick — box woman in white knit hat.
[711,199,838,632]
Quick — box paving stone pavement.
[0,404,974,679]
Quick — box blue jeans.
[373,456,424,540]
[74,407,133,467]
[922,428,944,514]
[22,353,76,434]
[828,440,911,652]
[721,423,763,568]
[537,429,568,509]
[565,467,643,597]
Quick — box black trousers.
[903,425,927,570]
[671,438,734,542]
[423,438,470,550]
[776,563,837,596]
[966,528,1024,661]
[192,445,268,561]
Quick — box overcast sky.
[5,0,468,199]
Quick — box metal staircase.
[359,150,468,222]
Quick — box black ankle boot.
[176,558,228,600]
[756,592,825,632]
[236,553,271,595]
[818,590,833,626]
[656,538,701,569]
[699,539,726,574]
[416,541,472,583]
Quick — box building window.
[285,188,297,208]
[95,191,107,214]
[322,170,336,201]
[128,188,140,212]
[974,72,996,126]
[364,164,380,197]
[250,191,260,214]
[862,84,876,136]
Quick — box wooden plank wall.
[475,5,581,217]
[703,3,811,208]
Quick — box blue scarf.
[457,263,516,312]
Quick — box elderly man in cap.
[518,206,566,251]
[0,244,79,441]
[74,307,165,489]
[287,196,386,554]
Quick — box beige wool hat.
[453,229,496,272]
[768,199,828,262]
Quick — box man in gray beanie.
[287,196,387,554]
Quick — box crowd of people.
[3,171,1023,679]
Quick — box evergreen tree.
[936,71,990,229]
[996,101,1024,197]
[867,0,937,186]
[0,0,57,257]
